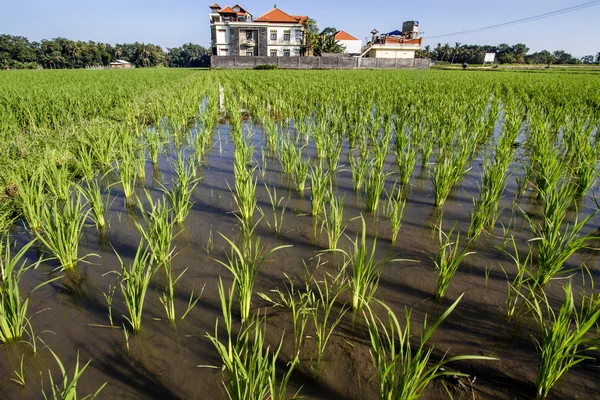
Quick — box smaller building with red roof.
[334,30,362,54]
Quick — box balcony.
[240,39,256,47]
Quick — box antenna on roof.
[274,4,277,8]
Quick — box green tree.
[316,28,345,55]
[302,18,319,56]
[580,55,595,64]
[450,42,461,64]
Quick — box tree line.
[0,34,210,69]
[417,42,600,65]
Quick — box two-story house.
[209,4,308,57]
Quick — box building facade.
[210,4,308,57]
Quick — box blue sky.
[2,0,598,56]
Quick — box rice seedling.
[338,216,407,311]
[73,140,96,182]
[0,236,57,343]
[114,241,155,334]
[306,268,347,375]
[309,163,330,217]
[321,195,346,250]
[134,192,176,266]
[13,169,46,232]
[89,126,120,173]
[117,157,137,207]
[430,154,460,208]
[231,160,258,235]
[258,184,287,236]
[524,282,600,399]
[36,194,95,272]
[159,261,202,325]
[77,180,108,231]
[204,224,214,254]
[523,183,599,287]
[163,151,200,224]
[144,129,164,165]
[364,294,497,400]
[292,155,310,193]
[259,272,313,358]
[42,153,74,202]
[569,135,597,198]
[103,283,116,327]
[0,200,16,235]
[42,349,107,400]
[396,144,417,187]
[277,135,302,178]
[349,152,368,192]
[416,128,433,163]
[206,310,298,400]
[432,221,475,302]
[325,134,343,174]
[498,236,533,320]
[386,193,406,245]
[468,153,512,239]
[364,164,388,213]
[11,354,26,387]
[215,234,291,323]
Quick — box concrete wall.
[211,56,431,70]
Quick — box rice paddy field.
[0,67,600,399]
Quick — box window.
[246,51,253,56]
[211,16,221,23]
[270,30,277,41]
[270,49,277,57]
[238,16,246,22]
[295,30,303,41]
[295,49,301,57]
[283,49,290,57]
[246,31,253,40]
[283,30,290,41]
[220,48,228,55]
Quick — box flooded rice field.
[0,69,600,399]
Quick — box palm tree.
[424,45,431,58]
[451,42,461,64]
[442,43,452,61]
[435,43,443,61]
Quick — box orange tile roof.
[292,15,308,24]
[209,3,220,8]
[254,8,307,24]
[218,6,237,14]
[335,30,358,41]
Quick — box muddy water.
[1,120,599,400]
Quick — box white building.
[361,21,423,59]
[209,4,308,57]
[334,31,361,54]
